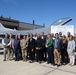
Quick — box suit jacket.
[36,38,43,50]
[54,37,62,51]
[42,35,46,47]
[28,38,35,50]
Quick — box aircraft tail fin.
[0,23,5,28]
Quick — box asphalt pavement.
[0,50,76,75]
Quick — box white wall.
[51,25,74,36]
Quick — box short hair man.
[2,33,11,61]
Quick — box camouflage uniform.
[20,39,28,61]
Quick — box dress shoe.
[29,60,33,63]
[57,65,61,67]
[46,62,50,64]
[3,59,6,61]
[39,61,42,64]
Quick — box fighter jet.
[0,17,72,35]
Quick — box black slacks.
[36,50,42,61]
[29,49,35,61]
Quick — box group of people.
[2,31,76,67]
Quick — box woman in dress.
[28,34,35,63]
[61,35,68,65]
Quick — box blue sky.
[0,0,76,28]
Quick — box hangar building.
[0,16,45,30]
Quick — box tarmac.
[0,50,76,75]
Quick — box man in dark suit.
[41,32,46,61]
[54,33,62,67]
[18,33,22,60]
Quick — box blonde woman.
[67,35,75,66]
[61,35,68,65]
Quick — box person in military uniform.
[20,35,28,61]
